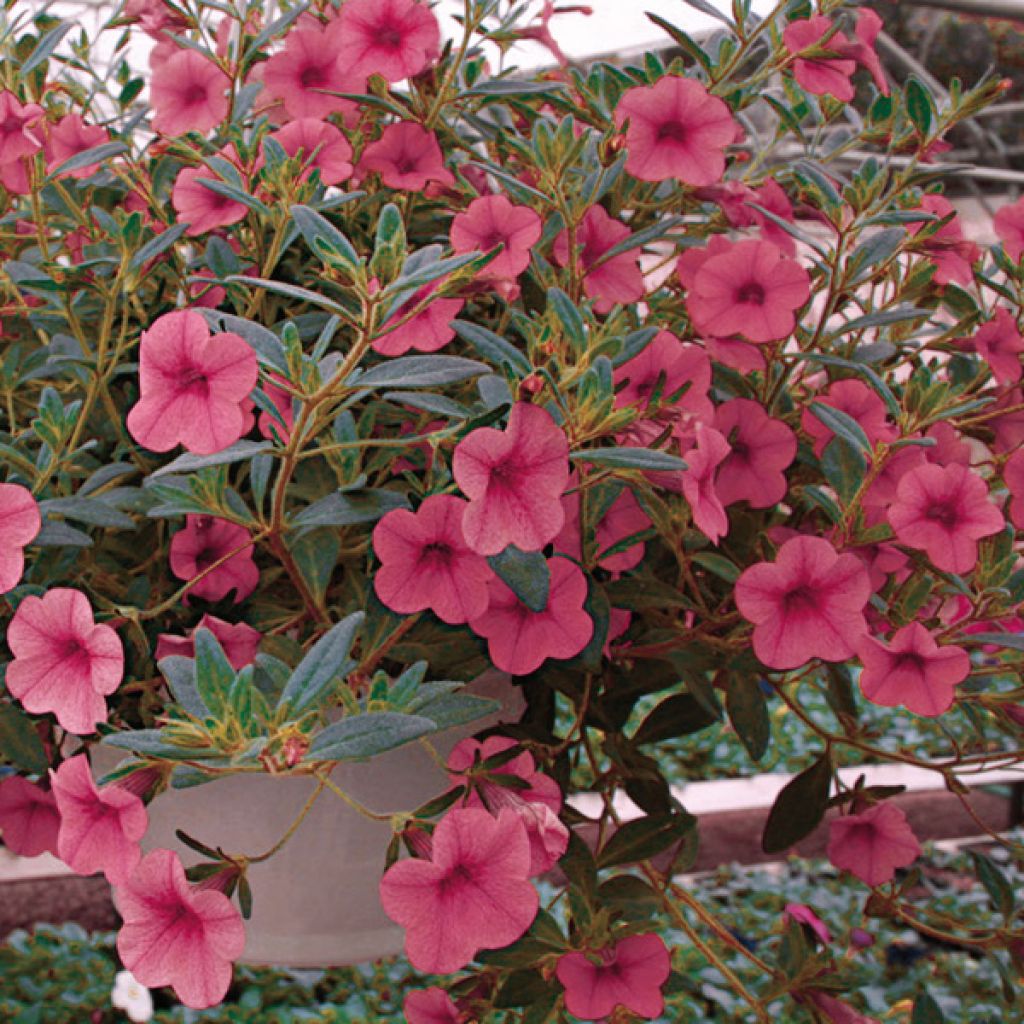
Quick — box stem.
[245,778,327,864]
[318,772,397,822]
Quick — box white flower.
[111,970,154,1023]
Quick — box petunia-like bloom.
[803,991,881,1024]
[908,194,980,287]
[735,535,872,671]
[337,0,441,83]
[116,848,246,1009]
[51,755,148,885]
[556,478,652,572]
[46,114,109,179]
[783,16,858,101]
[372,494,493,624]
[615,76,737,186]
[714,399,796,508]
[266,119,354,185]
[453,402,570,556]
[801,378,897,458]
[0,482,41,592]
[678,236,810,343]
[1005,449,1024,529]
[0,91,44,162]
[169,515,258,603]
[450,194,542,283]
[360,123,454,192]
[552,206,645,313]
[680,425,731,544]
[7,588,124,735]
[995,196,1024,262]
[448,736,562,813]
[150,49,229,137]
[887,463,1003,574]
[379,807,538,973]
[155,614,261,670]
[784,903,832,945]
[827,802,921,887]
[256,375,294,443]
[925,421,971,468]
[126,310,258,456]
[373,282,463,356]
[261,20,365,122]
[857,623,969,717]
[992,386,1024,454]
[960,306,1024,386]
[613,330,713,422]
[556,933,672,1021]
[404,988,460,1024]
[171,166,248,237]
[0,776,60,857]
[468,557,593,675]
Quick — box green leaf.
[723,676,770,761]
[38,496,135,530]
[822,436,866,504]
[129,223,189,271]
[969,850,1015,918]
[762,753,832,854]
[158,655,211,720]
[487,546,550,612]
[22,22,72,73]
[633,693,719,745]
[452,320,532,376]
[102,730,221,759]
[906,76,934,135]
[370,202,406,281]
[148,440,272,480]
[794,352,901,417]
[193,628,236,719]
[691,551,740,583]
[570,447,687,471]
[291,204,360,268]
[305,712,437,761]
[290,489,409,529]
[0,702,49,774]
[809,402,873,455]
[288,528,339,602]
[597,811,696,868]
[352,355,490,389]
[548,288,585,353]
[911,991,945,1024]
[277,612,364,715]
[409,691,499,730]
[46,141,129,180]
[645,12,712,71]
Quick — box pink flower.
[115,848,246,1009]
[556,933,671,1021]
[155,614,261,670]
[150,49,229,136]
[337,0,441,83]
[51,755,147,885]
[450,194,542,283]
[680,425,730,543]
[992,387,1024,453]
[803,991,882,1024]
[857,623,970,717]
[735,536,872,671]
[1005,449,1024,529]
[0,777,60,857]
[908,195,980,287]
[615,76,737,185]
[373,283,463,356]
[714,399,796,508]
[169,516,258,603]
[172,166,248,237]
[7,588,123,735]
[0,482,41,592]
[678,237,810,343]
[0,91,44,162]
[126,310,258,455]
[556,478,652,572]
[46,114,109,178]
[801,379,897,458]
[372,494,493,624]
[552,206,645,313]
[845,9,889,96]
[468,558,593,675]
[784,903,832,944]
[404,988,460,1024]
[887,463,1003,574]
[783,16,857,101]
[379,806,538,973]
[827,802,921,887]
[448,736,562,813]
[453,402,570,556]
[256,375,294,442]
[614,330,713,424]
[925,421,971,467]
[960,306,1023,386]
[360,123,454,191]
[995,196,1024,262]
[261,21,365,122]
[267,119,354,185]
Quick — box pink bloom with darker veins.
[150,50,229,137]
[1005,448,1024,529]
[552,206,645,313]
[908,194,980,287]
[155,614,261,670]
[995,196,1024,262]
[801,379,897,458]
[783,16,857,101]
[7,588,123,735]
[857,623,969,717]
[0,776,60,857]
[379,807,538,973]
[469,558,593,675]
[169,516,258,604]
[450,194,542,283]
[735,535,872,671]
[51,755,148,885]
[678,236,810,343]
[337,0,441,83]
[46,114,109,179]
[267,119,354,185]
[116,848,246,1009]
[556,478,652,572]
[373,282,463,356]
[172,166,248,237]
[960,306,1024,386]
[615,76,737,186]
[887,463,1003,574]
[613,329,713,421]
[0,482,41,592]
[0,91,44,162]
[784,903,832,945]
[126,310,258,456]
[680,424,731,544]
[404,988,460,1024]
[360,123,454,191]
[714,398,797,509]
[453,402,570,556]
[372,494,493,624]
[556,933,671,1021]
[827,802,921,887]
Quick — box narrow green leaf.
[277,612,364,715]
[305,712,437,761]
[487,546,550,612]
[0,702,49,774]
[762,753,832,854]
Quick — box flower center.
[892,651,925,673]
[377,26,403,49]
[656,120,687,144]
[925,502,958,528]
[193,545,218,572]
[783,584,816,613]
[180,368,210,394]
[182,84,209,106]
[300,64,327,89]
[420,541,453,565]
[736,281,766,305]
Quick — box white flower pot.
[98,671,522,967]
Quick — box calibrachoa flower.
[115,848,246,1009]
[453,402,570,556]
[155,614,261,670]
[613,329,712,423]
[857,623,970,717]
[126,310,258,456]
[171,166,248,237]
[336,0,441,83]
[0,482,40,592]
[450,194,542,283]
[615,75,737,185]
[149,49,229,136]
[827,802,921,887]
[678,236,810,343]
[169,515,259,603]
[468,558,593,675]
[0,90,43,161]
[46,114,109,178]
[784,903,832,945]
[714,399,797,508]
[256,375,295,442]
[995,195,1024,262]
[783,16,858,101]
[373,282,463,355]
[372,494,493,624]
[1005,448,1024,529]
[680,425,731,543]
[556,934,672,1021]
[266,119,354,185]
[887,463,1003,574]
[404,988,460,1024]
[379,807,538,973]
[556,480,652,572]
[51,755,148,885]
[801,379,897,457]
[908,194,980,287]
[7,588,123,734]
[960,306,1024,386]
[360,123,454,192]
[0,776,60,857]
[735,536,872,670]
